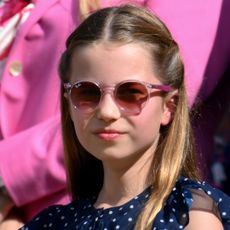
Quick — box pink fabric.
[0,0,29,23]
[0,2,35,60]
[0,0,79,220]
[0,0,229,221]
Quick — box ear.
[161,90,178,126]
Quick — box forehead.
[72,41,153,60]
[70,41,159,84]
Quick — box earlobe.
[161,91,178,126]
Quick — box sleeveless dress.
[20,176,230,230]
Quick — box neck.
[94,145,155,209]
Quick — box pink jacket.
[0,0,229,221]
[0,0,79,220]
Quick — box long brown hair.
[59,4,200,229]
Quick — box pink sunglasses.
[64,80,172,115]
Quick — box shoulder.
[176,177,230,229]
[152,177,230,229]
[184,188,223,229]
[185,209,224,230]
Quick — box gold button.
[9,61,23,77]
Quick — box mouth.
[93,129,124,140]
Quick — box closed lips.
[93,129,125,140]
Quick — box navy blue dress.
[20,177,230,230]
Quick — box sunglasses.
[64,80,172,115]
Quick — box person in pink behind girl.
[0,0,229,228]
[0,0,81,228]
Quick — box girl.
[20,4,230,230]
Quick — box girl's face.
[68,42,172,169]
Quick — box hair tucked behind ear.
[59,4,200,229]
[135,63,199,230]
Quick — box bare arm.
[185,210,224,230]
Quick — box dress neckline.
[87,186,152,213]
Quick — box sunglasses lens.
[116,82,148,114]
[71,82,100,112]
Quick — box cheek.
[70,109,88,140]
[129,100,164,141]
[141,99,164,127]
[70,109,98,155]
[72,117,92,152]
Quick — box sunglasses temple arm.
[148,84,172,92]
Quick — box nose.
[96,93,121,122]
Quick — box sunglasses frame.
[64,80,172,115]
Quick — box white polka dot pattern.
[19,177,230,230]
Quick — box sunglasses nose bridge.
[100,85,116,98]
[99,85,121,110]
